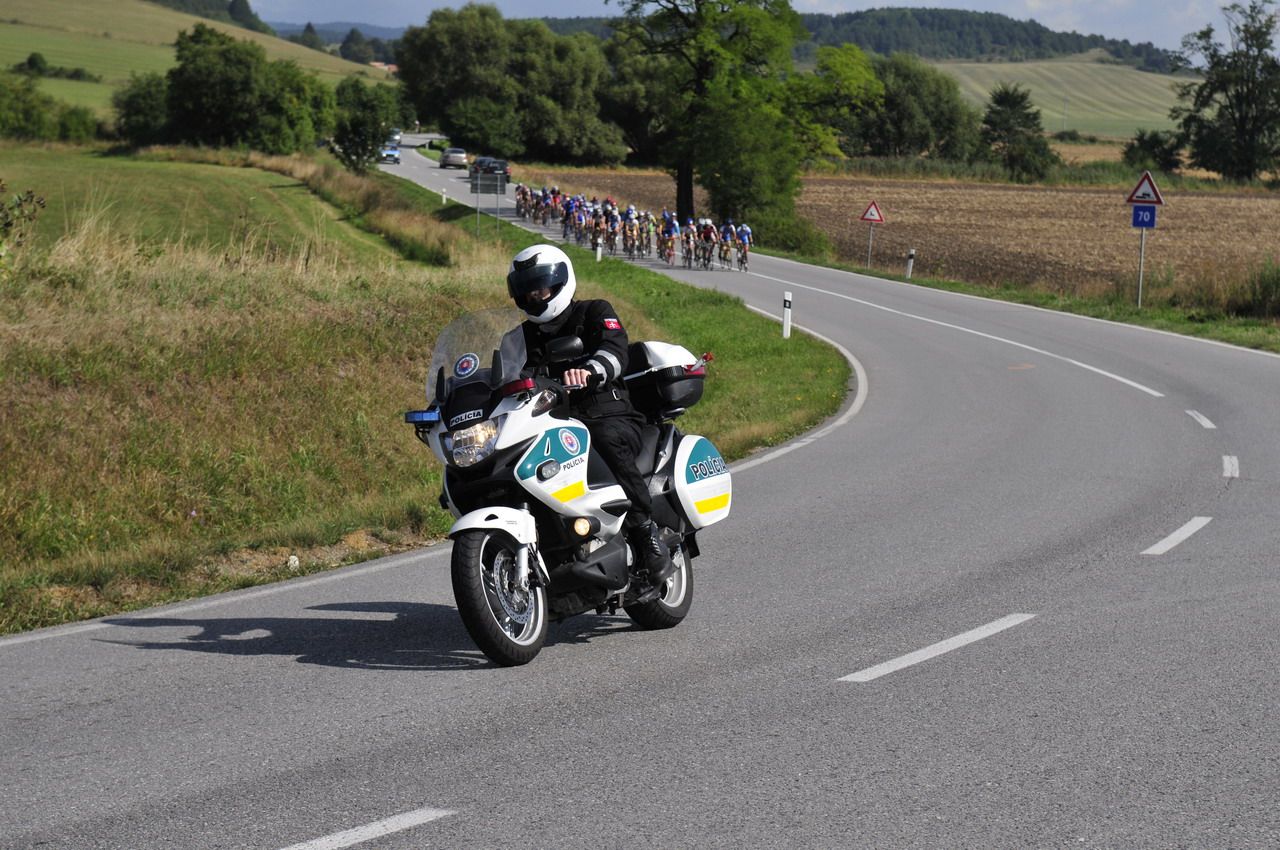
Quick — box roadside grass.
[758,247,1280,354]
[0,147,850,634]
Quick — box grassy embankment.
[0,145,848,634]
[0,0,387,116]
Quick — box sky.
[250,0,1231,52]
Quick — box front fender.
[449,506,538,546]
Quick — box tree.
[15,52,49,76]
[227,0,274,35]
[296,23,326,51]
[1123,129,1184,173]
[600,34,679,164]
[850,53,980,161]
[167,24,265,147]
[1172,0,1280,181]
[57,105,97,143]
[113,72,169,147]
[981,82,1060,181]
[612,0,805,221]
[0,73,59,140]
[332,77,391,174]
[162,24,332,153]
[786,44,883,160]
[339,28,374,65]
[397,7,623,163]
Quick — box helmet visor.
[507,259,569,315]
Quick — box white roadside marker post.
[783,291,793,339]
[906,248,916,280]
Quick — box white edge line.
[1142,516,1213,555]
[839,613,1036,683]
[748,270,1164,399]
[754,249,1280,362]
[1223,455,1239,478]
[277,806,454,850]
[1186,409,1217,429]
[0,547,451,649]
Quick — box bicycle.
[737,242,749,273]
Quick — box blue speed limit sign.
[1132,205,1157,229]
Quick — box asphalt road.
[4,141,1278,849]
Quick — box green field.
[934,52,1183,138]
[0,0,390,116]
[0,146,393,260]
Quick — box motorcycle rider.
[505,244,678,584]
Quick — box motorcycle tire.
[451,530,548,666]
[624,544,693,630]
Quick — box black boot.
[628,520,677,584]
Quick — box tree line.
[538,9,1179,72]
[149,0,275,35]
[796,9,1178,72]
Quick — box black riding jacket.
[521,298,636,421]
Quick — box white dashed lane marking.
[1142,517,1213,555]
[839,614,1036,683]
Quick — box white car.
[440,147,468,169]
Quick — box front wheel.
[452,530,548,666]
[625,544,693,630]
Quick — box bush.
[1122,129,1183,174]
[1244,258,1280,317]
[750,209,831,258]
[57,105,97,143]
[112,72,169,147]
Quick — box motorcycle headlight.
[442,418,502,467]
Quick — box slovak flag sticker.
[603,318,622,330]
[560,429,581,455]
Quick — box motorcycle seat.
[636,424,661,478]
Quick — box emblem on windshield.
[454,353,481,378]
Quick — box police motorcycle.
[405,308,732,666]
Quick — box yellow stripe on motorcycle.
[552,481,585,503]
[694,493,730,514]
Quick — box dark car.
[468,156,494,177]
[482,159,511,179]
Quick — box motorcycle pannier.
[625,341,705,419]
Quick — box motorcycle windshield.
[426,308,529,403]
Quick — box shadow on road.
[99,601,636,671]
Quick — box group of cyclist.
[513,184,754,272]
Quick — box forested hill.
[145,0,274,34]
[800,9,1176,71]
[539,9,1178,73]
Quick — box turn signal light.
[572,518,593,537]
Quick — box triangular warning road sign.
[1126,171,1165,205]
[860,201,885,223]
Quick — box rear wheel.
[452,531,547,666]
[625,544,693,630]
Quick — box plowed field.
[518,165,1280,294]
